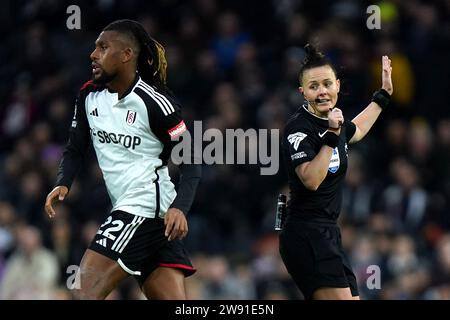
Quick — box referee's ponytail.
[103,19,168,92]
[298,44,337,85]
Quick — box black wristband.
[372,89,391,110]
[322,131,340,148]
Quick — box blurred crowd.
[0,0,449,299]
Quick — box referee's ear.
[298,86,304,94]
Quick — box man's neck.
[107,71,137,99]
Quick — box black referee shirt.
[282,105,356,222]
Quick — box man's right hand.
[44,186,68,219]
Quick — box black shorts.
[89,210,195,286]
[279,217,359,300]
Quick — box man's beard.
[92,69,115,85]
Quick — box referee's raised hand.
[381,55,393,95]
[164,208,188,241]
[44,186,68,219]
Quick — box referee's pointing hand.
[165,208,188,241]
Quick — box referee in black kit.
[279,44,393,300]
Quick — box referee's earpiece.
[304,97,312,106]
[303,95,315,109]
[300,89,309,106]
[300,88,318,110]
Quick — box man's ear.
[298,86,304,94]
[122,47,134,63]
[336,79,340,93]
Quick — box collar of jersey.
[122,74,140,99]
[302,105,328,121]
[107,74,140,100]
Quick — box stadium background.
[0,0,449,299]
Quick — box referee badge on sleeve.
[287,132,307,151]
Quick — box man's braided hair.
[103,19,168,92]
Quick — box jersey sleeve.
[148,98,187,148]
[136,88,187,164]
[283,123,317,168]
[55,86,91,189]
[136,87,201,215]
[149,99,201,215]
[344,119,356,143]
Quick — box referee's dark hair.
[103,19,168,91]
[299,44,337,85]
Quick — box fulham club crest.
[126,110,137,125]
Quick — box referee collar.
[301,105,329,127]
[302,105,328,120]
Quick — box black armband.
[372,89,391,110]
[322,131,340,148]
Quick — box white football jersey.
[57,76,187,218]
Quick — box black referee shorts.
[279,217,359,300]
[89,210,195,286]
